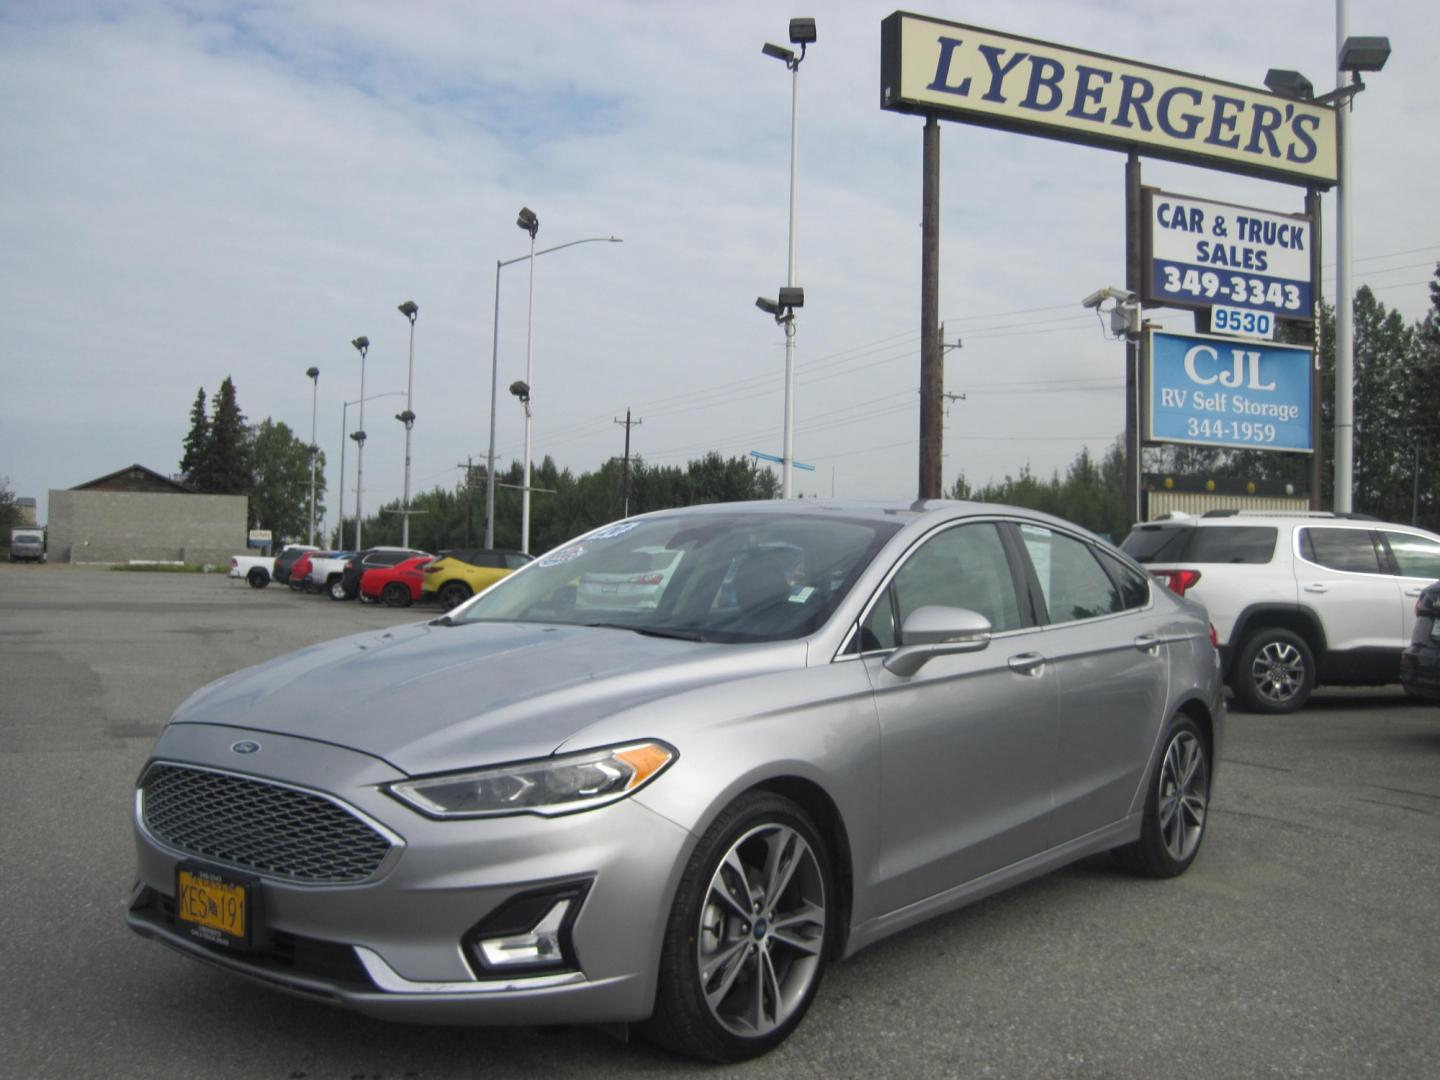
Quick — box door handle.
[1133,634,1161,655]
[1404,588,1423,597]
[1303,583,1328,593]
[1008,652,1046,676]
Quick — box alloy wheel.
[1250,640,1306,704]
[695,823,826,1039]
[1157,730,1208,863]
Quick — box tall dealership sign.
[879,11,1333,513]
[880,14,1337,185]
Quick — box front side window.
[858,523,1022,651]
[1019,525,1123,623]
[1383,531,1440,580]
[1300,528,1381,574]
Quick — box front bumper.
[127,723,694,1025]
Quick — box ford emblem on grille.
[231,740,261,754]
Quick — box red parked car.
[360,555,434,608]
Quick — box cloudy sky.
[2,1,1435,533]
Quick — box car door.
[1295,526,1399,651]
[859,520,1058,916]
[1379,529,1440,643]
[1011,522,1172,844]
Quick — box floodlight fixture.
[756,296,782,316]
[396,409,415,426]
[516,206,538,238]
[788,18,817,45]
[778,286,805,309]
[398,300,418,321]
[351,336,369,354]
[1339,36,1391,74]
[509,380,531,403]
[762,42,795,64]
[306,366,320,380]
[1264,69,1314,101]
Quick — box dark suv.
[1123,511,1440,712]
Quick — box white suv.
[1121,511,1440,713]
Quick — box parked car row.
[1122,510,1440,712]
[232,543,533,609]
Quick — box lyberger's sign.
[880,12,1337,187]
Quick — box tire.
[328,576,349,601]
[438,581,472,610]
[382,582,412,608]
[288,578,305,592]
[1232,627,1315,713]
[643,792,831,1063]
[1115,714,1211,878]
[246,568,270,589]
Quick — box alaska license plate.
[176,864,252,949]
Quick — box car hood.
[169,620,806,775]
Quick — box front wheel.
[643,792,831,1063]
[1232,628,1315,713]
[1115,714,1211,878]
[438,581,472,610]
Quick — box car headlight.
[386,741,676,818]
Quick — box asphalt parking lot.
[1,562,1437,1079]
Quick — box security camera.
[1082,286,1133,309]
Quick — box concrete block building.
[47,464,247,565]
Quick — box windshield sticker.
[788,586,816,604]
[538,545,585,567]
[586,522,642,542]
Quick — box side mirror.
[883,606,993,677]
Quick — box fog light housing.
[464,882,589,978]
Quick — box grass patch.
[109,562,220,574]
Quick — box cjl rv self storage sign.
[1147,330,1312,452]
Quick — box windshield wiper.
[583,622,705,642]
[429,614,457,627]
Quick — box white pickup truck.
[229,544,316,588]
[305,552,355,600]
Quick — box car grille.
[140,764,394,884]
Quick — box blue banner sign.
[1146,331,1312,453]
[1145,191,1313,320]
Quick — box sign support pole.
[1125,152,1143,527]
[1306,186,1323,511]
[920,114,942,500]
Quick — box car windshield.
[450,511,900,643]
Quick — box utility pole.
[458,457,475,547]
[614,409,642,518]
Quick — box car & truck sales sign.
[1147,331,1312,453]
[1145,191,1312,321]
[880,13,1337,187]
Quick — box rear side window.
[1099,550,1151,610]
[1020,525,1123,623]
[1383,532,1440,579]
[1300,528,1382,573]
[1121,525,1276,564]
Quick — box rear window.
[1121,524,1277,564]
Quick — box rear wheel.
[328,576,349,601]
[246,568,270,589]
[644,792,831,1063]
[439,581,472,610]
[383,582,412,608]
[1232,628,1315,713]
[1115,714,1211,878]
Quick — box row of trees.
[341,452,780,555]
[180,379,327,542]
[951,266,1440,537]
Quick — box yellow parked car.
[422,548,533,609]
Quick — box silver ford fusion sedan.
[128,500,1224,1062]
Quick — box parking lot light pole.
[306,366,320,546]
[485,234,622,549]
[397,301,419,548]
[350,336,370,550]
[338,391,404,549]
